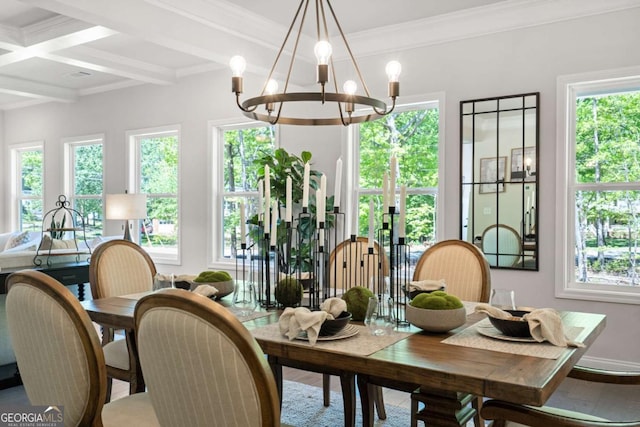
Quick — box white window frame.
[10,141,44,231]
[127,125,181,265]
[555,66,640,304]
[63,134,105,235]
[209,119,279,268]
[347,93,446,240]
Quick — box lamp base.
[123,220,132,241]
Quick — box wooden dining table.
[81,293,606,427]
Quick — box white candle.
[526,196,531,213]
[368,199,375,248]
[382,172,389,221]
[319,174,326,223]
[285,176,292,222]
[352,204,358,236]
[257,182,263,216]
[240,201,246,244]
[389,155,397,210]
[270,200,278,246]
[399,185,406,238]
[318,228,325,248]
[316,188,324,227]
[334,158,342,210]
[302,162,310,209]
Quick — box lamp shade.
[106,193,147,220]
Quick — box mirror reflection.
[460,93,539,270]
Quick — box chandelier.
[230,0,401,126]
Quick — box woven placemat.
[442,318,584,359]
[250,323,412,356]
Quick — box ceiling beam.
[0,74,77,102]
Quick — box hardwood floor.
[2,367,639,425]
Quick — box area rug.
[280,380,410,427]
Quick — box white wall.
[2,8,640,367]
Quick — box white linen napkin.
[279,307,334,345]
[192,284,219,298]
[320,297,347,318]
[474,303,514,319]
[523,309,584,348]
[408,279,446,292]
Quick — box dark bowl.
[319,311,352,336]
[487,310,532,337]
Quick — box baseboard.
[578,355,640,371]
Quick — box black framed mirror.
[460,92,539,270]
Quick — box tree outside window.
[574,91,640,286]
[66,137,104,238]
[356,104,440,268]
[219,124,276,260]
[131,129,179,261]
[13,145,43,231]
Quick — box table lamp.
[106,192,147,241]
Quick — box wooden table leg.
[267,355,283,409]
[411,388,477,427]
[357,375,375,427]
[339,373,356,427]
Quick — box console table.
[0,261,90,299]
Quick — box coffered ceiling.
[0,0,638,111]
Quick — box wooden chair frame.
[135,289,281,427]
[89,239,157,400]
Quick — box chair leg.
[472,395,484,427]
[373,386,387,420]
[323,373,331,406]
[410,394,420,427]
[105,377,113,403]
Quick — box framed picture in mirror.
[510,146,536,181]
[479,156,506,194]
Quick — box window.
[64,135,104,238]
[351,97,444,271]
[213,121,277,263]
[11,143,44,231]
[556,68,640,304]
[128,126,180,263]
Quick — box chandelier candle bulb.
[264,165,270,235]
[270,200,278,247]
[334,158,342,210]
[389,155,397,210]
[240,201,246,244]
[368,199,375,249]
[302,162,310,210]
[399,185,407,239]
[286,176,292,222]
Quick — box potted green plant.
[405,291,467,333]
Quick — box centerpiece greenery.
[248,148,335,274]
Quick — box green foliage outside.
[19,149,43,231]
[574,92,640,285]
[358,109,439,250]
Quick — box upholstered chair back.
[6,270,107,426]
[328,237,390,295]
[135,289,281,427]
[90,239,156,299]
[481,224,522,267]
[412,239,491,303]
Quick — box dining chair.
[481,366,640,426]
[5,270,159,427]
[324,236,389,419]
[89,238,157,401]
[481,224,523,267]
[135,288,285,427]
[359,239,491,427]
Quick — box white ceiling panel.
[0,0,637,110]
